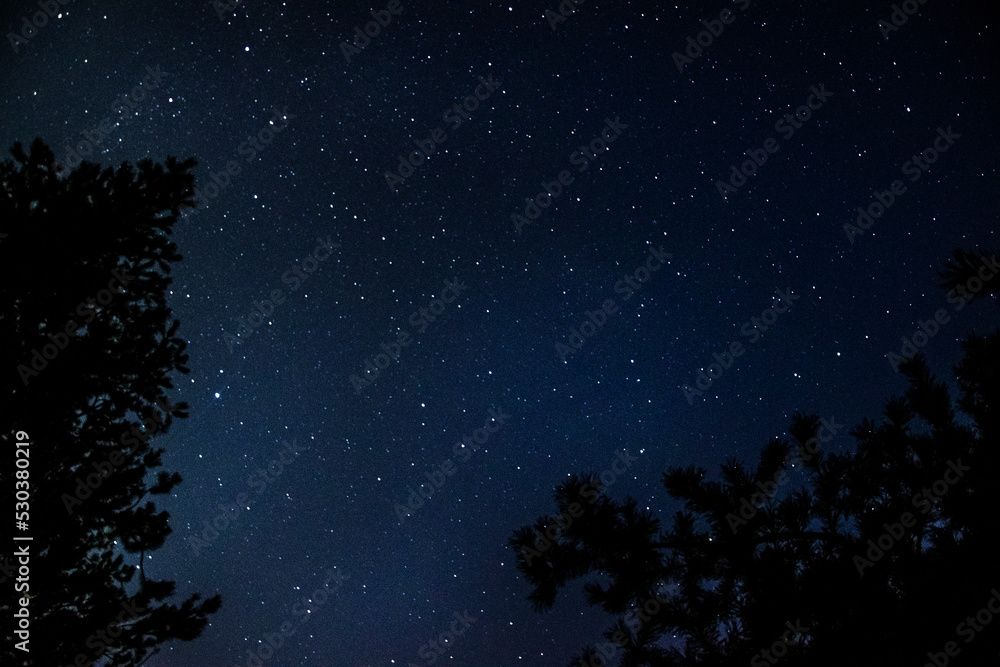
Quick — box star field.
[2,0,998,664]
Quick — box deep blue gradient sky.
[3,0,998,665]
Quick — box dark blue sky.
[3,0,998,664]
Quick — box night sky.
[2,0,999,665]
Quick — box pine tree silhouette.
[939,247,1000,305]
[1,139,220,666]
[511,250,1000,667]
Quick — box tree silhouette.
[939,247,1000,305]
[1,139,220,666]
[511,252,1000,667]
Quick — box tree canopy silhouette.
[510,249,1000,667]
[1,139,220,666]
[939,247,1000,305]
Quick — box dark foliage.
[0,139,219,666]
[512,250,1000,667]
[939,247,1000,305]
